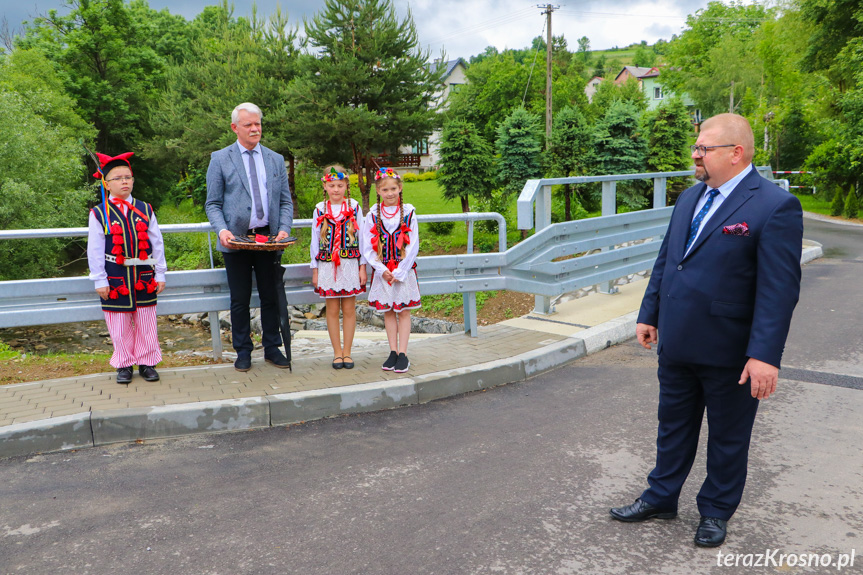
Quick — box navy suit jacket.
[205,143,293,253]
[637,166,803,368]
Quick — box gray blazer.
[205,143,293,253]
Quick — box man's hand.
[96,286,110,299]
[739,357,778,400]
[218,229,235,248]
[636,323,658,350]
[275,230,289,242]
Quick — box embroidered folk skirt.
[315,258,366,298]
[368,268,422,313]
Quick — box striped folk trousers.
[103,306,162,368]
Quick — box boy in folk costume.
[87,152,166,384]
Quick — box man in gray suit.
[206,102,293,371]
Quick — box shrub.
[402,172,419,182]
[831,188,845,216]
[844,188,859,219]
[427,220,455,235]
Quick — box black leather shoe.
[264,350,290,369]
[235,356,252,372]
[342,355,354,369]
[609,499,677,522]
[116,367,133,384]
[694,516,727,547]
[138,365,160,381]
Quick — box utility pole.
[540,4,559,150]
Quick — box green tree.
[145,3,300,207]
[594,54,607,78]
[437,120,496,213]
[18,0,189,204]
[844,187,859,219]
[830,187,845,216]
[0,86,91,280]
[576,36,591,67]
[496,107,543,198]
[661,1,773,117]
[643,96,692,199]
[547,105,593,219]
[282,0,442,211]
[591,100,648,209]
[447,50,587,144]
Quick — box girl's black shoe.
[394,353,410,373]
[382,351,398,371]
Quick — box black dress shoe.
[235,356,252,372]
[342,356,354,369]
[332,356,344,369]
[694,516,727,547]
[264,350,290,369]
[609,499,677,522]
[138,365,160,381]
[116,366,133,384]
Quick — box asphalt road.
[1,216,861,575]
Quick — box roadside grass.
[793,192,832,216]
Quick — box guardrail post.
[208,311,223,360]
[467,220,474,254]
[653,177,667,208]
[463,292,478,337]
[598,181,619,295]
[532,184,555,315]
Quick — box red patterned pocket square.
[723,222,749,236]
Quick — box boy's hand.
[96,286,110,299]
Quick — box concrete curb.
[0,321,604,458]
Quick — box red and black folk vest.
[91,198,158,312]
[369,209,416,270]
[315,201,362,263]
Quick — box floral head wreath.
[374,167,401,181]
[321,167,348,182]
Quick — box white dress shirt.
[236,141,269,229]
[685,164,754,256]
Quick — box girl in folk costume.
[310,165,367,369]
[361,167,421,374]
[87,152,167,384]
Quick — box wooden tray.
[227,236,297,251]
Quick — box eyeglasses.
[106,176,134,182]
[690,144,736,158]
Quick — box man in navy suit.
[609,114,803,547]
[206,103,293,372]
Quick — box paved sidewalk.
[0,241,823,458]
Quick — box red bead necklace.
[381,201,400,218]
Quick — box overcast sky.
[4,0,725,58]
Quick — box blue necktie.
[245,150,265,220]
[685,188,719,253]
